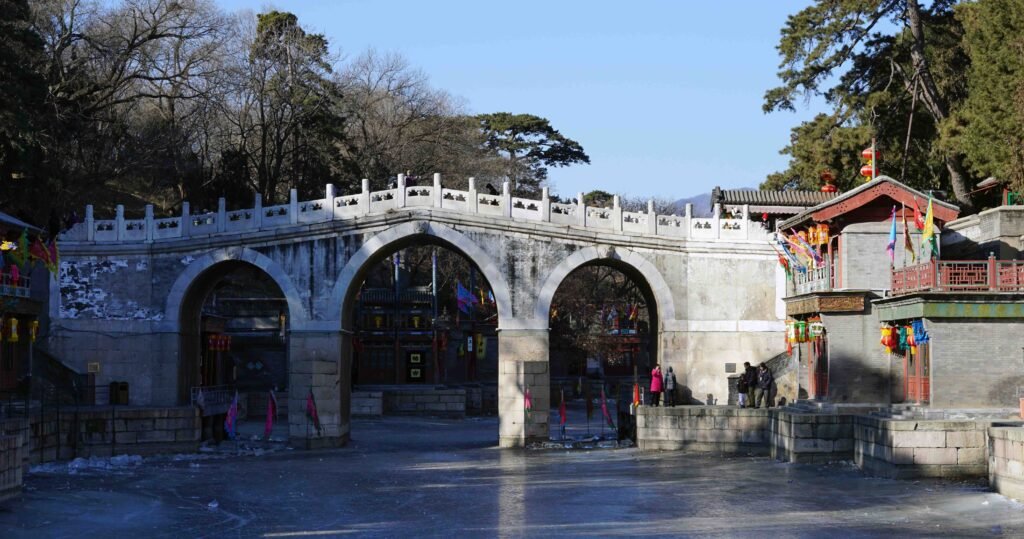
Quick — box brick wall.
[821,306,891,404]
[927,319,1024,408]
[636,406,769,454]
[989,425,1024,500]
[854,416,995,479]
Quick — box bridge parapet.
[62,174,770,244]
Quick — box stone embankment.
[638,405,1024,497]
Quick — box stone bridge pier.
[50,177,785,449]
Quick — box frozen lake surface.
[2,415,1022,538]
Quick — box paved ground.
[2,415,1023,538]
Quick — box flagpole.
[901,202,907,268]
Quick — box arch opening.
[177,261,289,441]
[335,225,511,442]
[546,260,659,439]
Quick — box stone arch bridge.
[52,175,784,447]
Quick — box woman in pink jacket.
[650,364,663,407]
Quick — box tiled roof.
[0,210,41,232]
[714,189,839,207]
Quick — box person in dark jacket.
[664,366,677,407]
[754,363,773,409]
[737,362,753,408]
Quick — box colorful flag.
[29,239,59,276]
[920,198,936,259]
[780,233,813,269]
[264,390,278,439]
[306,389,322,435]
[224,391,239,440]
[775,239,805,274]
[633,382,641,406]
[524,387,533,415]
[902,205,916,264]
[456,281,478,314]
[790,229,823,267]
[886,206,897,263]
[600,386,614,429]
[913,198,925,230]
[8,229,28,269]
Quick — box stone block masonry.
[0,418,29,504]
[853,416,1007,479]
[352,391,383,417]
[770,410,854,464]
[637,406,770,454]
[989,426,1024,500]
[382,389,465,418]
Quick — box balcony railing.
[891,256,1024,295]
[794,257,834,295]
[0,274,30,298]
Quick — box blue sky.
[216,0,820,200]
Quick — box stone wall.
[770,411,853,463]
[352,391,383,417]
[0,418,29,505]
[382,388,466,418]
[988,425,1024,500]
[636,406,769,454]
[854,416,991,479]
[26,406,200,462]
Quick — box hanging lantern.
[817,224,830,246]
[807,226,818,245]
[861,147,876,161]
[786,321,797,344]
[795,320,808,343]
[860,164,874,178]
[29,320,39,342]
[7,318,18,343]
[820,169,838,193]
[809,321,824,337]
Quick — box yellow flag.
[920,198,935,258]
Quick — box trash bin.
[118,381,129,405]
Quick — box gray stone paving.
[1,416,1022,538]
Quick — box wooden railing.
[891,256,1024,295]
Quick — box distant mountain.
[673,192,713,217]
[672,187,756,217]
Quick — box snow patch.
[181,255,195,266]
[31,454,144,474]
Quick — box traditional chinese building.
[779,176,959,405]
[874,197,1024,409]
[0,212,49,395]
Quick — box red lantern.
[860,164,874,178]
[861,147,876,161]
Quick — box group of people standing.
[648,364,676,407]
[737,362,773,408]
[646,362,773,408]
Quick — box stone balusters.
[468,177,478,213]
[541,187,551,222]
[612,195,622,232]
[433,173,442,208]
[502,181,512,218]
